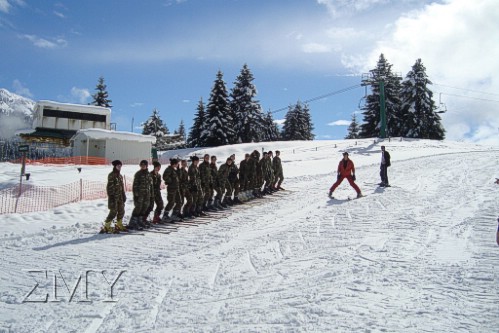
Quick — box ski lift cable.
[437,92,499,104]
[270,84,362,114]
[433,83,499,97]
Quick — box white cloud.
[70,87,91,104]
[130,102,144,108]
[12,79,33,98]
[302,42,332,54]
[328,120,350,126]
[0,0,11,13]
[361,0,499,144]
[0,0,25,13]
[274,119,286,126]
[19,34,68,49]
[317,0,390,18]
[53,11,65,18]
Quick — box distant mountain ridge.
[0,88,35,119]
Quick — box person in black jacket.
[380,145,391,187]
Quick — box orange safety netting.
[0,175,155,215]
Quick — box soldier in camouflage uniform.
[188,156,206,217]
[273,150,284,190]
[262,151,274,195]
[239,153,250,192]
[102,160,127,233]
[246,150,260,198]
[228,154,241,204]
[209,156,220,210]
[256,152,265,195]
[216,157,233,207]
[162,158,183,222]
[146,161,164,224]
[178,159,191,218]
[199,154,212,212]
[130,160,153,230]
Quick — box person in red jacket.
[329,152,362,199]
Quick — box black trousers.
[380,164,389,185]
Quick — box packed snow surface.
[0,138,498,332]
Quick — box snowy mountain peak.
[0,88,36,118]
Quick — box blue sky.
[1,0,499,143]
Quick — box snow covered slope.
[0,139,498,332]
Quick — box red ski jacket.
[337,159,356,177]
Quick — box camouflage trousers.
[164,188,182,213]
[273,171,284,187]
[132,194,151,217]
[229,178,240,197]
[180,188,192,213]
[146,190,164,217]
[105,197,125,222]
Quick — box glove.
[133,196,138,203]
[337,174,341,181]
[352,174,356,181]
[122,193,127,202]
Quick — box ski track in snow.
[0,143,499,332]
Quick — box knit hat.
[170,158,179,165]
[140,160,148,166]
[342,152,349,156]
[152,161,161,168]
[112,160,122,167]
[190,156,199,161]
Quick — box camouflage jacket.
[133,169,152,198]
[177,167,189,190]
[107,170,125,201]
[163,166,180,189]
[239,159,247,178]
[150,171,162,194]
[228,163,239,182]
[262,157,273,177]
[199,161,212,186]
[210,163,218,187]
[273,156,283,175]
[188,164,201,192]
[217,163,230,186]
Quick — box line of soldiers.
[103,150,284,232]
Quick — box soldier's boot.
[191,205,199,217]
[220,197,229,208]
[207,199,218,211]
[115,219,128,232]
[169,211,180,222]
[233,196,242,204]
[128,216,143,230]
[138,216,149,229]
[152,213,161,224]
[101,220,114,233]
[197,206,207,217]
[161,212,172,223]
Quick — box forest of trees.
[187,64,314,147]
[346,54,445,140]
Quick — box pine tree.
[230,64,265,143]
[177,119,186,141]
[142,108,169,137]
[262,111,281,141]
[281,102,314,140]
[187,98,206,147]
[201,71,234,147]
[345,113,360,139]
[359,54,403,138]
[400,59,445,139]
[91,76,112,108]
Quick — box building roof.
[70,129,156,143]
[35,100,111,116]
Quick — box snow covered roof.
[36,100,111,115]
[70,128,156,143]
